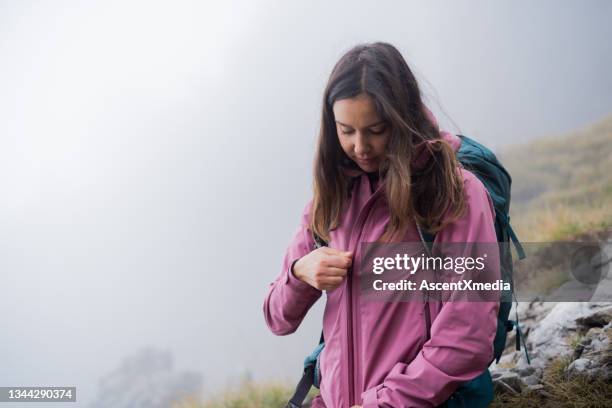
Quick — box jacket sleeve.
[361,169,501,408]
[263,199,323,336]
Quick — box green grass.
[171,378,317,408]
[498,112,612,242]
[490,357,612,408]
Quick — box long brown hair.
[310,42,467,244]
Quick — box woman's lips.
[356,157,375,165]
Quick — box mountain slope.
[498,113,612,241]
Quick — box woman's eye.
[339,126,385,135]
[370,126,386,134]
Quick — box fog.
[1,0,611,405]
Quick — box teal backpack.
[286,135,528,408]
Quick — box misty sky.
[1,0,611,405]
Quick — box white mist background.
[1,0,611,405]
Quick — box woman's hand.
[292,246,352,291]
[350,405,362,408]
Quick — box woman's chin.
[356,161,378,172]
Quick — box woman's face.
[333,93,390,173]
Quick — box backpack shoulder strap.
[286,330,324,407]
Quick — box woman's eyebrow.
[335,120,386,128]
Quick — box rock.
[516,359,536,376]
[567,358,592,374]
[527,302,594,363]
[568,323,612,380]
[490,352,518,370]
[487,238,612,400]
[492,372,523,394]
[492,301,612,396]
[522,374,541,386]
[526,384,544,392]
[576,305,612,328]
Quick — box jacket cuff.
[361,384,383,408]
[285,258,318,292]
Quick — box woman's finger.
[320,276,345,290]
[322,266,348,277]
[322,254,352,269]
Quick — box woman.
[263,42,499,408]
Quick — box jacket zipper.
[346,265,355,406]
[346,183,383,406]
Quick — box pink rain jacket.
[263,115,500,408]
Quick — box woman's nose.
[354,134,370,155]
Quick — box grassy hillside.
[499,113,612,241]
